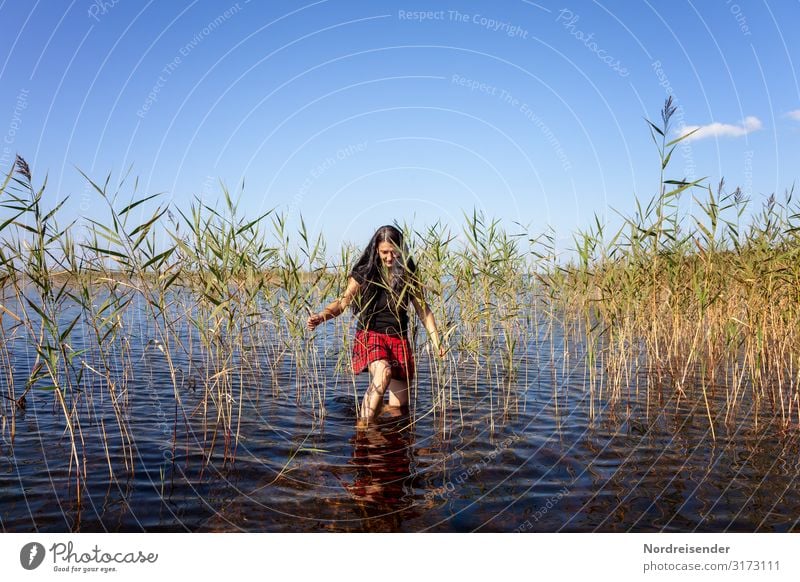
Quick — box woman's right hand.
[307,312,325,330]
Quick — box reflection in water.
[5,316,800,532]
[342,413,413,512]
[195,409,421,532]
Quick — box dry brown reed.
[1,100,799,506]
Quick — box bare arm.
[411,292,445,358]
[307,277,360,330]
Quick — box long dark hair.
[351,225,418,313]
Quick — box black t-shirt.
[350,271,414,336]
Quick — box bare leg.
[359,359,392,425]
[387,379,409,408]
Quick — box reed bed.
[552,100,800,437]
[1,99,799,506]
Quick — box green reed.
[2,99,800,508]
[555,99,800,435]
[1,157,87,503]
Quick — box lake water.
[1,310,799,532]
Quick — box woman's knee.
[388,380,409,406]
[369,360,393,385]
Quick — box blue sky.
[1,0,798,257]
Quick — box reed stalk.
[2,98,800,511]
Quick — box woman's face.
[377,241,398,268]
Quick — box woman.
[307,225,445,426]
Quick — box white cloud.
[678,116,762,141]
[786,109,800,121]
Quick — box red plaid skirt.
[352,329,415,381]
